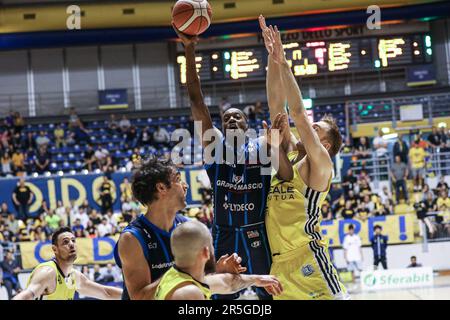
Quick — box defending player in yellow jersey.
[14,227,122,300]
[259,16,349,300]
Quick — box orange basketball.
[172,0,212,36]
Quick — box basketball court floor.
[349,275,450,300]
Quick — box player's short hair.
[131,157,177,206]
[373,225,383,231]
[52,226,73,245]
[321,115,343,158]
[348,224,355,230]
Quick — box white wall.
[333,241,450,271]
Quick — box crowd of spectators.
[0,108,181,178]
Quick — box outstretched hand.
[172,22,199,47]
[263,112,288,148]
[216,253,247,274]
[258,15,286,64]
[253,275,283,296]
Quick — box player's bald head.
[171,221,212,267]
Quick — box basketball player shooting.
[172,20,288,300]
[259,19,349,300]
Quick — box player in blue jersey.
[114,157,246,300]
[174,26,291,300]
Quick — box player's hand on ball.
[216,253,247,274]
[254,275,283,296]
[172,22,199,47]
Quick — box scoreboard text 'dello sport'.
[177,33,432,83]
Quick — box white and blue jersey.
[114,213,188,300]
[205,136,272,299]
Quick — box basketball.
[172,0,212,36]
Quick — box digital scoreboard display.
[177,34,432,83]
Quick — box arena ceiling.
[0,0,447,34]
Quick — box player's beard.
[204,253,216,275]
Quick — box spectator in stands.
[356,202,371,221]
[436,176,449,193]
[44,209,61,232]
[1,150,12,176]
[54,124,65,149]
[89,209,102,227]
[0,250,22,299]
[86,220,98,238]
[98,176,114,215]
[22,132,36,151]
[103,264,122,283]
[11,149,25,175]
[243,104,256,122]
[0,129,11,149]
[355,136,371,160]
[13,112,25,134]
[371,225,388,270]
[105,210,118,229]
[0,203,11,219]
[66,131,76,146]
[343,224,363,281]
[94,147,109,170]
[72,206,89,229]
[119,115,131,133]
[345,190,358,208]
[120,178,132,203]
[12,178,34,221]
[414,133,429,150]
[83,144,96,172]
[341,200,356,219]
[55,201,68,226]
[138,126,152,146]
[409,142,428,192]
[436,189,450,212]
[5,213,19,239]
[72,218,85,238]
[428,126,442,149]
[358,178,372,197]
[379,186,392,205]
[34,147,50,174]
[97,218,112,237]
[361,194,375,212]
[107,114,119,133]
[68,107,79,128]
[321,203,333,220]
[73,120,90,144]
[11,132,22,151]
[391,155,409,203]
[373,129,388,157]
[35,131,50,150]
[93,264,106,283]
[407,256,422,268]
[342,169,357,197]
[341,136,354,154]
[125,126,138,148]
[153,125,171,147]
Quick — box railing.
[428,149,450,177]
[347,91,450,127]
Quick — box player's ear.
[204,246,210,260]
[52,244,58,256]
[155,182,167,194]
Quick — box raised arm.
[259,15,297,152]
[13,266,55,300]
[173,25,216,147]
[117,232,161,300]
[268,25,333,186]
[75,270,122,300]
[205,273,282,296]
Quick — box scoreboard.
[177,33,432,83]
